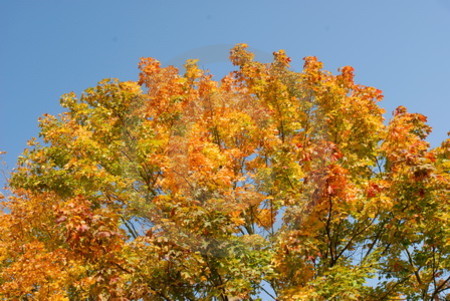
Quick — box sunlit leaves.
[0,45,449,300]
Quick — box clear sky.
[1,0,450,179]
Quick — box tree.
[0,44,449,300]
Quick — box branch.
[430,274,450,300]
[257,283,277,300]
[120,216,139,239]
[403,247,422,286]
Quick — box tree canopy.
[1,44,449,300]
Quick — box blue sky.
[1,0,450,179]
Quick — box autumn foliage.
[1,44,449,300]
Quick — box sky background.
[1,0,450,182]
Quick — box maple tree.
[1,44,449,300]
